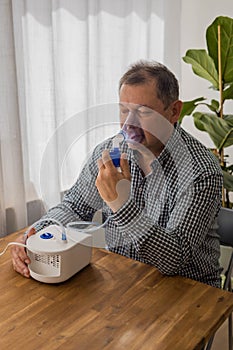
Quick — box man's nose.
[123,110,141,130]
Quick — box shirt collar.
[126,122,182,171]
[151,122,181,169]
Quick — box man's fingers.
[97,158,104,170]
[120,153,131,179]
[97,150,115,171]
[98,151,130,175]
[11,246,30,277]
[102,150,115,168]
[10,234,31,277]
[27,227,36,238]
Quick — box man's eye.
[120,109,129,115]
[137,108,153,117]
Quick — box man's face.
[119,81,180,156]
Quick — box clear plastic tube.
[0,217,111,257]
[66,217,110,233]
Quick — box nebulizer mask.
[109,106,157,169]
[109,104,178,170]
[108,107,143,169]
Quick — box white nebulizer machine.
[26,219,95,283]
[1,218,107,284]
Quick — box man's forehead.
[119,82,158,103]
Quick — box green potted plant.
[179,15,233,207]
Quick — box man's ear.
[170,100,183,124]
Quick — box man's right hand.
[10,228,36,278]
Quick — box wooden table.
[0,230,233,350]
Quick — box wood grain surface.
[0,230,233,350]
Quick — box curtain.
[0,0,181,236]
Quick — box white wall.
[180,0,233,151]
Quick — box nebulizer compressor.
[25,218,97,283]
[0,217,98,284]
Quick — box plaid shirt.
[40,123,223,287]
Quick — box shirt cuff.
[110,198,142,229]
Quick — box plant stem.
[218,25,223,121]
[218,24,226,207]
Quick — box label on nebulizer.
[110,132,124,170]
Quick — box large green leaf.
[179,97,205,123]
[193,112,208,132]
[209,99,219,111]
[223,83,233,100]
[193,112,233,149]
[183,49,219,89]
[206,16,233,84]
[200,100,219,113]
[222,170,233,191]
[224,115,233,127]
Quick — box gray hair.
[119,60,179,109]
